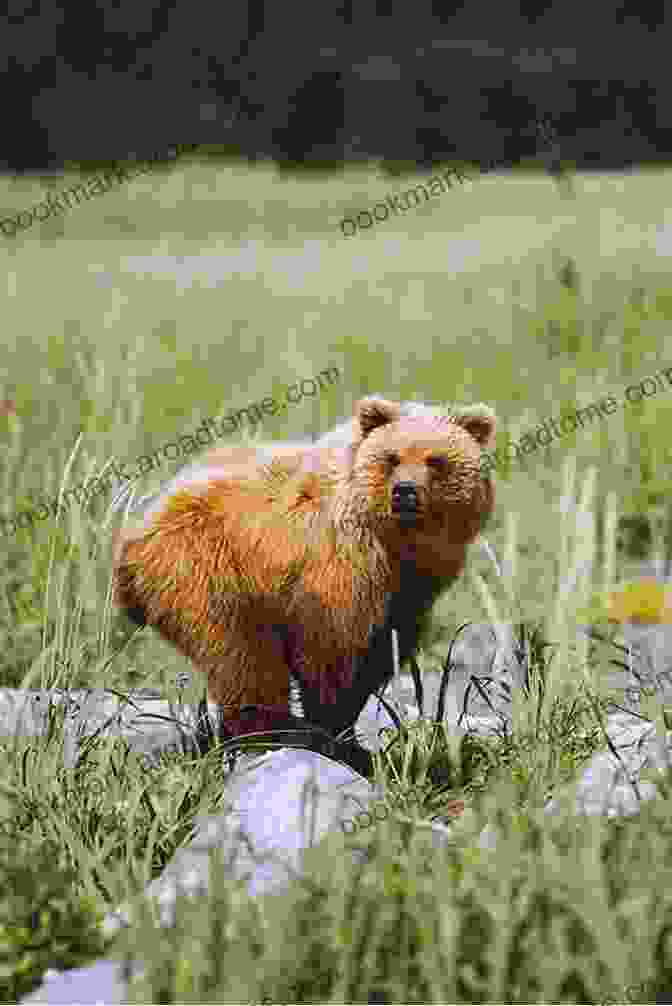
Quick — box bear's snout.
[391,479,421,527]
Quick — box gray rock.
[477,710,672,853]
[439,620,526,729]
[22,959,141,1006]
[589,559,672,708]
[21,748,374,1004]
[545,710,670,818]
[367,622,525,737]
[611,622,672,705]
[104,748,374,931]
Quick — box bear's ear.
[450,404,497,449]
[354,396,402,439]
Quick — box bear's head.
[346,396,497,544]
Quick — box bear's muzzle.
[391,480,420,527]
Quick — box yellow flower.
[605,578,672,624]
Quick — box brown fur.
[112,396,496,739]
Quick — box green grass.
[2,157,672,1001]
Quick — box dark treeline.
[2,0,670,174]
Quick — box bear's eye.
[385,451,400,467]
[426,455,449,470]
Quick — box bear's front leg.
[200,618,294,735]
[201,621,375,775]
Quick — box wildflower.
[605,578,672,624]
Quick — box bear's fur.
[110,397,437,557]
[112,396,496,743]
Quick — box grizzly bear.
[112,396,496,749]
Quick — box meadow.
[2,153,672,1002]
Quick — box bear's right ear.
[354,397,402,439]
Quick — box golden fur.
[112,396,496,738]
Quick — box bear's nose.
[391,481,419,526]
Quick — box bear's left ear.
[354,396,402,439]
[450,404,497,449]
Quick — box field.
[2,154,672,1002]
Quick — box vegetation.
[1,159,672,1002]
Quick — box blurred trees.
[2,0,670,172]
